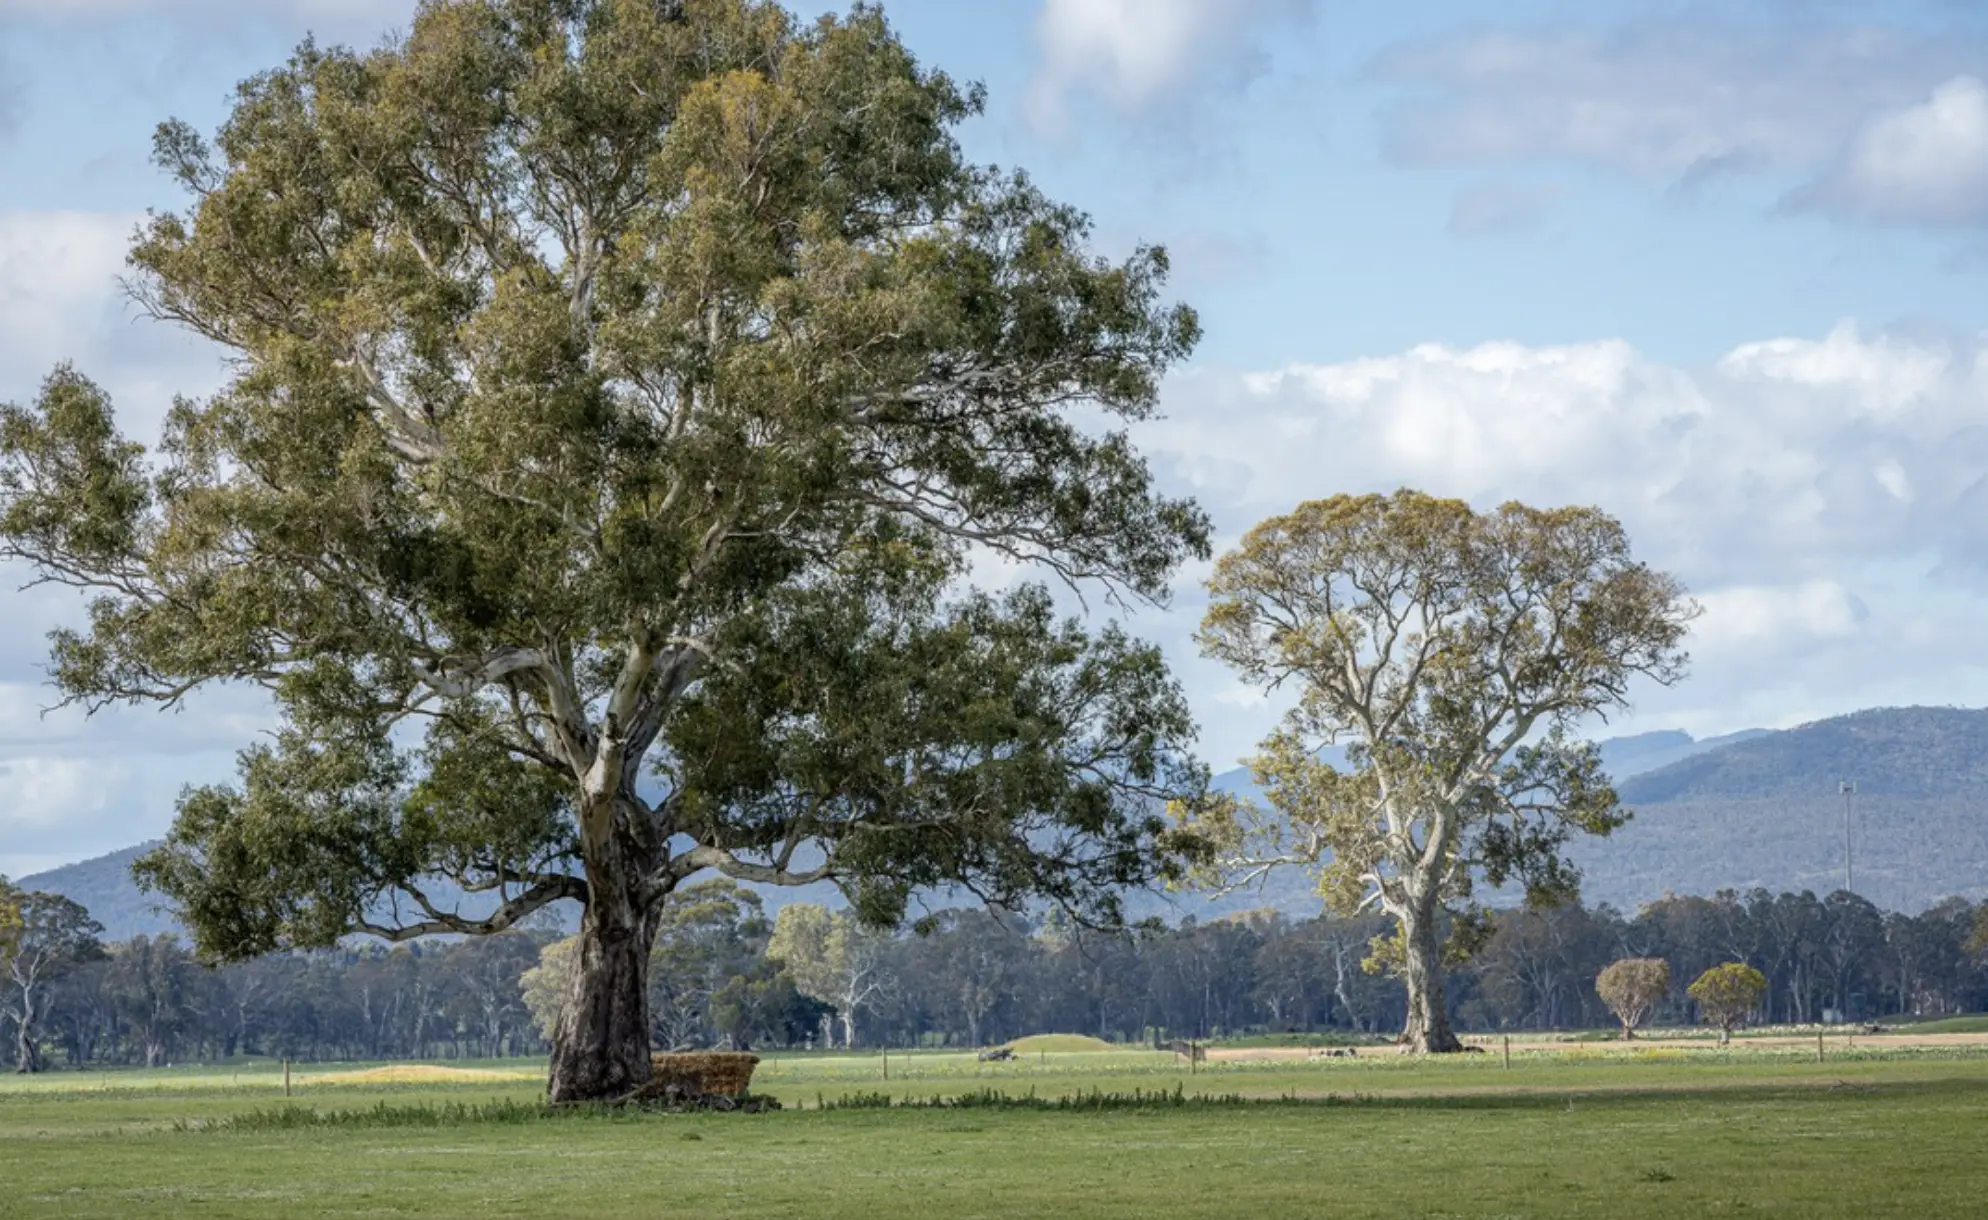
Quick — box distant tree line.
[5,876,1988,1071]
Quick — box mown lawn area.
[4,1050,1988,1218]
[1899,1014,1988,1035]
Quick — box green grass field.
[1897,1014,1988,1035]
[5,1044,1988,1218]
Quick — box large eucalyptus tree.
[1192,491,1693,1052]
[0,0,1210,1101]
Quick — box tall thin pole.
[1840,779,1856,896]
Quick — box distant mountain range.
[1594,728,1776,784]
[1139,708,1985,920]
[18,843,176,940]
[1574,706,1988,914]
[20,707,1988,939]
[14,842,591,943]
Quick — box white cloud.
[1373,23,1982,186]
[0,680,273,758]
[0,211,133,356]
[1210,681,1272,710]
[0,748,238,879]
[1142,323,1988,765]
[0,210,227,437]
[1790,76,1988,227]
[1447,181,1561,236]
[0,754,141,872]
[1165,323,1987,585]
[1025,0,1310,132]
[1874,460,1913,502]
[0,757,125,830]
[1693,581,1867,656]
[1204,337,1702,526]
[1718,323,1952,414]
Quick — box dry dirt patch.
[297,1064,541,1086]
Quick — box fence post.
[1503,1036,1511,1070]
[283,1058,291,1097]
[1817,1032,1825,1063]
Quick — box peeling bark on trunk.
[1397,899,1463,1053]
[548,897,657,1102]
[1329,938,1360,1032]
[13,988,42,1074]
[548,813,661,1104]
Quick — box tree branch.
[354,876,585,941]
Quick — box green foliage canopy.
[1595,956,1671,1038]
[0,0,1212,969]
[1688,962,1769,1038]
[767,900,888,1044]
[0,881,21,970]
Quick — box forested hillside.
[1574,707,1988,913]
[1617,707,1988,803]
[16,846,595,942]
[17,846,176,940]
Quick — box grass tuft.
[1900,1015,1988,1035]
[172,1095,780,1133]
[174,1099,561,1132]
[815,1085,1367,1112]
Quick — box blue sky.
[5,0,1988,877]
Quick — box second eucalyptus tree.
[0,885,103,1073]
[1192,491,1693,1052]
[0,0,1210,1101]
[766,902,889,1048]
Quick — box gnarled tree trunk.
[548,818,661,1104]
[12,985,43,1074]
[15,1019,40,1074]
[1397,897,1463,1053]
